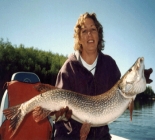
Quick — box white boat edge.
[111,134,129,140]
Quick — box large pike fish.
[4,57,148,137]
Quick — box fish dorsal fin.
[35,83,57,93]
[33,106,51,122]
[129,99,134,121]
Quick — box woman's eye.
[92,28,97,31]
[82,30,87,33]
[81,28,97,34]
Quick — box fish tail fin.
[3,105,25,138]
[33,106,51,122]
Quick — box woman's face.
[79,18,99,53]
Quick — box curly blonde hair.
[74,12,105,52]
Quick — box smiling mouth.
[87,40,94,43]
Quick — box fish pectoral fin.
[80,122,91,140]
[32,106,51,122]
[3,105,24,138]
[128,99,134,121]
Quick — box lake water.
[109,99,155,140]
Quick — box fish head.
[119,57,146,98]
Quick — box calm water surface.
[109,100,155,140]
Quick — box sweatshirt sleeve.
[55,71,70,90]
[55,60,74,91]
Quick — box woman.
[54,12,121,140]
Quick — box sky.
[0,0,155,90]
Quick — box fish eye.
[129,69,132,72]
[140,58,143,63]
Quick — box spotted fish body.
[3,57,146,137]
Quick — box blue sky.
[0,0,155,90]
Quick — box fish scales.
[3,57,147,137]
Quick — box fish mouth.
[136,57,143,69]
[137,57,144,75]
[119,57,146,98]
[132,57,145,85]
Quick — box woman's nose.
[88,31,91,36]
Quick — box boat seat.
[0,72,52,139]
[0,72,40,126]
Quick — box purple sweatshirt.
[55,51,121,140]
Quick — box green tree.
[137,86,155,100]
[0,38,67,102]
